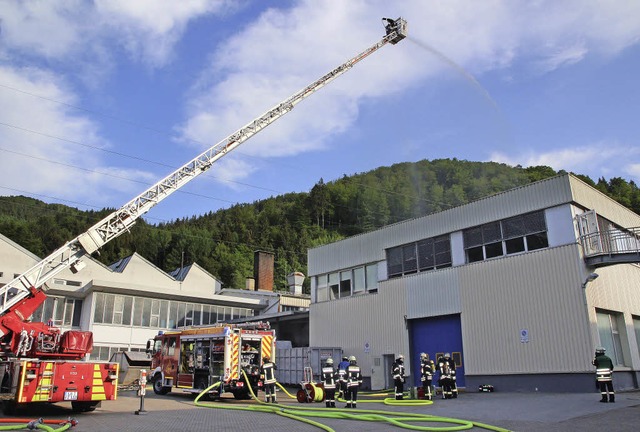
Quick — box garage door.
[409,314,465,388]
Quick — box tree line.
[1,159,639,292]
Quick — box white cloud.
[625,163,640,181]
[94,0,235,67]
[0,0,234,70]
[490,142,640,182]
[177,0,640,178]
[0,66,154,205]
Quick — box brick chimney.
[253,250,274,291]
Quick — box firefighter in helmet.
[444,353,458,398]
[344,356,362,408]
[438,353,454,399]
[592,347,614,403]
[260,355,277,403]
[321,357,337,408]
[392,354,406,400]
[337,355,350,399]
[420,353,434,400]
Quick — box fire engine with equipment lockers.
[147,322,275,399]
[0,18,406,411]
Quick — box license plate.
[64,391,78,401]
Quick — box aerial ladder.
[0,18,407,360]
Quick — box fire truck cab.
[148,323,275,400]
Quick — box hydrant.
[135,369,148,415]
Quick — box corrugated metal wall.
[310,279,409,376]
[459,244,592,375]
[569,176,640,228]
[405,267,462,319]
[585,263,640,370]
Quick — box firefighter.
[438,353,453,399]
[260,356,277,403]
[321,357,337,408]
[592,347,615,403]
[392,354,406,400]
[344,356,362,408]
[337,355,350,399]
[444,353,458,398]
[420,353,434,400]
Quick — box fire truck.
[147,322,275,400]
[0,290,118,413]
[0,17,406,412]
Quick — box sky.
[0,0,639,225]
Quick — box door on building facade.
[383,354,395,390]
[409,314,465,388]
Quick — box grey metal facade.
[308,174,640,392]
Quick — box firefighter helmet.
[397,354,404,363]
[342,356,348,361]
[326,358,334,365]
[349,355,357,364]
[444,352,451,358]
[420,352,427,359]
[595,347,606,354]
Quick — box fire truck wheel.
[153,375,170,395]
[71,401,99,412]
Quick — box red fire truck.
[0,289,118,413]
[147,323,275,400]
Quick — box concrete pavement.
[1,387,639,431]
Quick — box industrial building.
[0,239,308,360]
[308,174,640,392]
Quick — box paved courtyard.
[2,387,639,431]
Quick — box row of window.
[93,292,254,329]
[315,264,378,302]
[387,234,452,278]
[463,211,548,263]
[315,211,550,302]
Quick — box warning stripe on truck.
[230,333,240,380]
[261,335,274,362]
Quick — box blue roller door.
[409,314,465,388]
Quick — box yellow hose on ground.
[190,371,512,432]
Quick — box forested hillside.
[1,159,639,291]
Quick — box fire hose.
[191,371,511,432]
[0,418,77,432]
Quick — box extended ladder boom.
[0,18,407,316]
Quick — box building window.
[313,263,379,303]
[353,267,365,294]
[31,296,82,327]
[315,274,328,302]
[596,309,626,366]
[464,211,548,263]
[633,316,640,360]
[365,264,378,292]
[387,234,452,278]
[92,293,252,329]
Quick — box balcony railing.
[580,227,640,267]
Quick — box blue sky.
[1,0,639,224]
